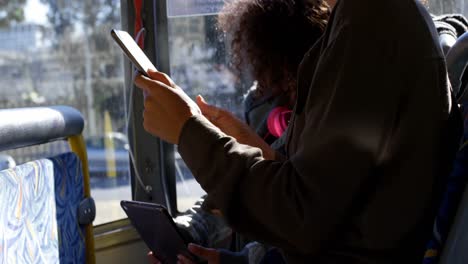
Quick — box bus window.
[427,0,468,14]
[0,0,130,225]
[166,3,251,211]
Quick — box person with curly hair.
[149,1,330,264]
[219,0,328,103]
[140,0,462,263]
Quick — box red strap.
[134,0,144,48]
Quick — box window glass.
[167,0,229,17]
[0,0,130,225]
[168,14,250,212]
[427,0,468,15]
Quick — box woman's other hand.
[147,251,162,264]
[177,244,220,264]
[196,95,275,160]
[134,70,201,144]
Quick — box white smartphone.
[111,29,157,76]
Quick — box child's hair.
[218,0,330,97]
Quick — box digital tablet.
[120,200,194,264]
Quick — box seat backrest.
[424,21,468,261]
[423,118,468,263]
[0,106,95,264]
[439,178,468,264]
[0,152,87,264]
[422,19,468,264]
[50,152,87,263]
[438,104,468,264]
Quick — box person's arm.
[177,24,404,255]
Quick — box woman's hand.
[196,96,276,160]
[134,69,275,159]
[148,244,220,264]
[147,251,162,264]
[178,244,220,264]
[134,70,201,144]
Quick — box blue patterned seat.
[0,152,86,264]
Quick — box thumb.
[188,243,218,260]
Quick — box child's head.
[218,0,330,100]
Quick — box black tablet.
[120,200,193,264]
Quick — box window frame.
[125,0,177,215]
[93,0,177,248]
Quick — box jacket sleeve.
[178,24,403,255]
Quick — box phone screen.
[111,29,157,76]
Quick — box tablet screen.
[121,200,192,264]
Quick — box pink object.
[267,106,292,138]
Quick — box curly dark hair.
[218,0,330,98]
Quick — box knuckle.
[161,73,175,86]
[161,72,169,79]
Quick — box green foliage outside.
[0,0,27,27]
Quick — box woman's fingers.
[196,95,239,123]
[134,74,180,103]
[147,251,162,264]
[134,74,157,92]
[196,95,224,122]
[134,74,165,93]
[133,72,198,144]
[177,254,195,264]
[147,69,175,87]
[188,243,218,260]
